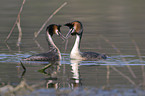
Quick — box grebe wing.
[23,51,59,61]
[81,52,107,60]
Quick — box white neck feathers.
[70,35,82,59]
[47,33,60,54]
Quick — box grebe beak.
[56,24,66,41]
[64,23,75,39]
[65,28,75,39]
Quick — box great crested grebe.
[23,24,65,61]
[64,21,107,60]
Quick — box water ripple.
[0,53,145,66]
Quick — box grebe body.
[65,21,107,60]
[24,49,60,61]
[23,24,64,61]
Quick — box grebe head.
[64,21,83,38]
[46,24,65,40]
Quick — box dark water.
[0,0,145,90]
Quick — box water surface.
[0,0,145,91]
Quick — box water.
[0,0,145,91]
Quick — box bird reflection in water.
[21,60,82,89]
[38,61,61,89]
[40,60,82,89]
[70,59,82,88]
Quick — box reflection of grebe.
[23,24,65,61]
[70,59,81,87]
[65,21,107,60]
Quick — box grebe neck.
[46,33,60,53]
[70,35,82,58]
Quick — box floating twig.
[34,2,67,38]
[111,66,136,86]
[100,35,136,78]
[17,18,22,46]
[20,61,26,71]
[130,34,145,87]
[64,39,68,52]
[19,61,26,79]
[13,80,34,92]
[106,65,110,85]
[38,64,52,74]
[5,42,12,51]
[34,39,45,51]
[5,0,26,42]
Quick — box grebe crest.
[23,24,65,61]
[65,21,107,60]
